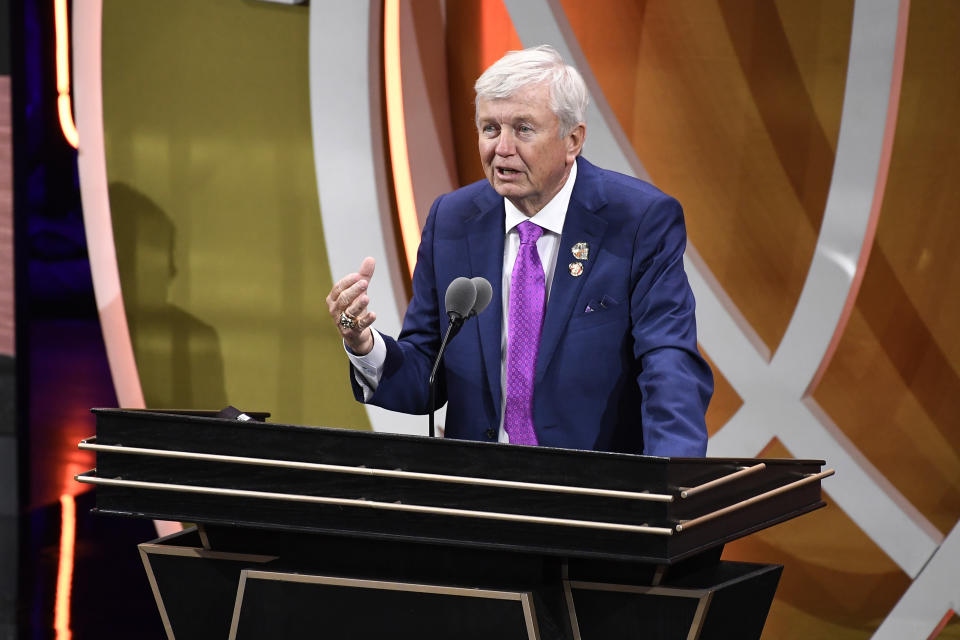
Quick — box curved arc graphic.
[307,0,424,436]
[383,0,420,275]
[803,0,911,399]
[768,0,906,393]
[872,521,960,639]
[501,0,940,583]
[73,1,182,539]
[55,0,79,148]
[72,0,145,410]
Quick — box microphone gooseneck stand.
[428,314,464,438]
[427,276,491,438]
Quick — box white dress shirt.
[347,161,578,443]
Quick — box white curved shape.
[74,1,178,538]
[684,246,772,395]
[308,0,425,436]
[758,0,942,572]
[871,522,960,639]
[503,0,939,578]
[769,0,901,391]
[72,1,145,410]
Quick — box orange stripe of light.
[384,0,420,276]
[54,0,79,148]
[57,95,79,149]
[928,609,956,639]
[55,494,76,640]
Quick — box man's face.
[477,83,584,216]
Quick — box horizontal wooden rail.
[79,439,673,502]
[75,472,676,536]
[679,463,766,499]
[675,469,835,532]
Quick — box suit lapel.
[467,189,506,417]
[536,160,608,380]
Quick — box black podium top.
[77,409,830,564]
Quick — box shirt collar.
[504,159,578,236]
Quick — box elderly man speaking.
[326,45,712,457]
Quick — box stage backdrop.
[72,1,959,638]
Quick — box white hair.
[474,45,588,136]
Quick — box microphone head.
[469,277,493,316]
[445,277,477,319]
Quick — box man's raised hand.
[327,257,377,355]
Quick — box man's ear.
[566,123,586,159]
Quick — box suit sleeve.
[348,195,447,414]
[629,195,713,457]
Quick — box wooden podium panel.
[137,524,786,640]
[78,409,830,564]
[229,570,538,640]
[566,562,783,639]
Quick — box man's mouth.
[496,167,521,176]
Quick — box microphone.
[428,277,490,438]
[469,277,493,317]
[444,276,478,340]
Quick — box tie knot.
[517,220,543,245]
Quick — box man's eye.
[518,124,533,134]
[482,124,498,135]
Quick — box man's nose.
[495,130,515,156]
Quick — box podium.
[77,409,832,639]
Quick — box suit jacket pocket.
[569,295,624,333]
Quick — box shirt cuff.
[345,330,386,399]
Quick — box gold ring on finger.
[339,311,358,330]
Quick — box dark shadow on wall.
[110,183,227,410]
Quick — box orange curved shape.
[55,494,75,640]
[384,0,420,276]
[54,0,79,148]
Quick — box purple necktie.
[505,221,545,445]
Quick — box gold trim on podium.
[227,569,541,640]
[680,463,767,498]
[138,527,278,640]
[564,579,715,640]
[78,438,674,502]
[76,472,677,536]
[676,469,835,532]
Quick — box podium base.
[138,526,780,640]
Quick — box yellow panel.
[102,0,370,429]
[813,0,960,535]
[561,0,853,352]
[723,439,911,639]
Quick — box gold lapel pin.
[571,242,589,260]
[569,261,584,277]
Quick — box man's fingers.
[327,277,366,314]
[344,294,369,320]
[329,258,374,306]
[327,273,359,308]
[358,257,375,281]
[357,311,377,331]
[336,279,368,311]
[329,258,376,342]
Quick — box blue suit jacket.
[352,157,712,457]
